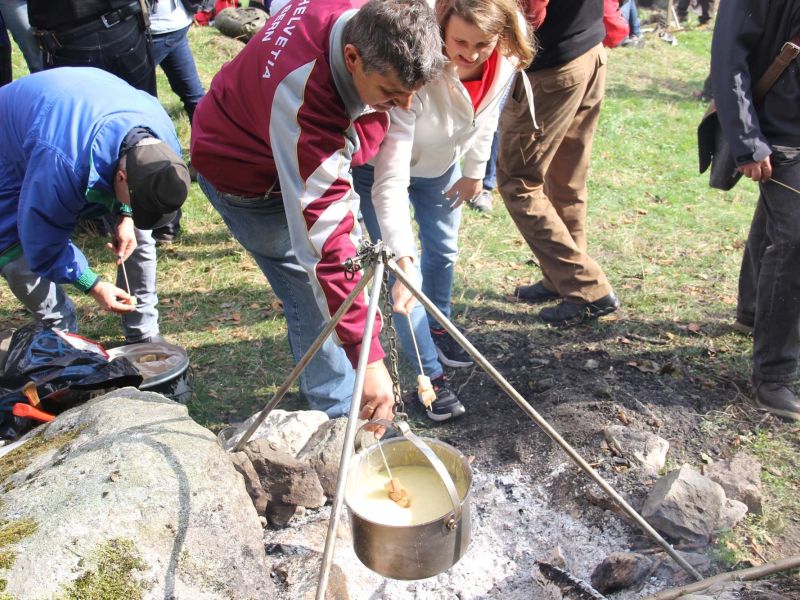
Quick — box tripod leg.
[316,258,387,599]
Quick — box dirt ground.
[392,302,800,597]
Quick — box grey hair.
[343,0,445,89]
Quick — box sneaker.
[753,381,800,421]
[515,281,560,304]
[430,328,474,368]
[470,189,494,213]
[424,375,466,422]
[539,292,620,328]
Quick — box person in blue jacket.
[0,67,190,343]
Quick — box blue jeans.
[353,163,462,380]
[0,0,43,73]
[482,80,513,191]
[197,174,355,416]
[737,147,800,384]
[0,224,159,342]
[150,26,204,123]
[620,0,642,37]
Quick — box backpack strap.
[752,33,800,103]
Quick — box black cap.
[125,141,190,230]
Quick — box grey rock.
[604,425,669,472]
[245,438,326,516]
[705,452,763,515]
[0,388,274,599]
[716,497,749,532]
[296,417,348,497]
[230,450,269,514]
[642,464,730,543]
[590,552,654,594]
[655,551,712,586]
[221,408,329,455]
[272,552,350,600]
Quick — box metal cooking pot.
[345,424,472,580]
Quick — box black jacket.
[711,0,800,164]
[528,0,605,72]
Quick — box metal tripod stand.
[228,241,702,599]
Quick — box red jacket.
[191,0,389,366]
[603,0,629,47]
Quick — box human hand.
[738,157,772,182]
[107,216,137,263]
[444,177,482,209]
[88,281,137,314]
[359,360,396,437]
[391,256,417,316]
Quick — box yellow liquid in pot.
[348,465,455,526]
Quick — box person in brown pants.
[498,0,619,327]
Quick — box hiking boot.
[515,281,560,304]
[423,375,466,422]
[470,190,494,213]
[430,328,474,368]
[539,292,620,328]
[753,381,800,421]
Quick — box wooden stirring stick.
[407,315,436,407]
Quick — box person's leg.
[0,0,43,72]
[751,147,800,387]
[152,27,205,122]
[543,44,612,303]
[352,165,444,380]
[498,46,610,304]
[483,131,500,192]
[736,199,768,329]
[1,253,78,332]
[623,0,641,37]
[198,174,355,416]
[117,225,160,343]
[410,164,462,324]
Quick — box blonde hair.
[435,0,535,69]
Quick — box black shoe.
[430,328,473,368]
[732,320,754,336]
[153,230,180,246]
[753,381,800,421]
[539,292,620,328]
[515,281,560,304]
[126,334,166,345]
[424,375,466,422]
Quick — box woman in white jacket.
[353,0,534,422]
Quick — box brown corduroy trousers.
[498,43,612,304]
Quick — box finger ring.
[364,404,375,411]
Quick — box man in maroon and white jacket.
[191,0,442,424]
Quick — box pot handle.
[363,419,463,527]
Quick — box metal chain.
[342,240,406,419]
[381,261,407,420]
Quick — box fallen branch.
[644,554,800,600]
[627,333,670,345]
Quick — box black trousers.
[42,15,156,95]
